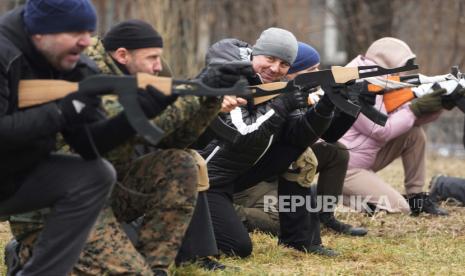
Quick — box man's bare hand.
[221,96,248,113]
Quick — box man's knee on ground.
[228,236,253,258]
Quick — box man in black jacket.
[3,17,248,275]
[198,27,337,257]
[233,42,368,238]
[0,1,178,275]
[0,1,116,275]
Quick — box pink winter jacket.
[339,55,438,170]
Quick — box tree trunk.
[338,0,394,59]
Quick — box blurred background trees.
[1,0,464,155]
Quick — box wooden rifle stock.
[18,73,173,108]
[250,66,360,106]
[251,82,287,105]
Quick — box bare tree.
[335,0,394,59]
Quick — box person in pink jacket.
[340,37,449,216]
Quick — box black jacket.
[0,7,98,201]
[198,39,333,192]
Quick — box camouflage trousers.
[9,149,198,275]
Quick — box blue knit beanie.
[24,0,97,35]
[287,42,320,74]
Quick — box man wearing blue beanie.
[6,18,243,276]
[22,0,97,71]
[289,43,367,237]
[24,0,97,35]
[0,1,116,275]
[5,9,257,274]
[286,42,320,75]
[197,28,339,257]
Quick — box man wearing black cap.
[6,19,248,275]
[84,19,233,275]
[0,0,117,275]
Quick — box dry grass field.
[2,155,465,275]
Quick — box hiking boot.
[406,192,449,216]
[280,241,339,257]
[4,239,21,276]
[320,212,368,236]
[177,257,235,272]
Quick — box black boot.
[406,192,449,216]
[197,257,227,271]
[320,212,368,236]
[277,240,339,257]
[4,239,21,276]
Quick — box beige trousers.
[342,126,426,213]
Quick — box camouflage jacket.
[8,39,220,224]
[85,38,222,174]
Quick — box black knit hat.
[102,19,163,51]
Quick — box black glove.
[58,90,102,127]
[441,86,465,110]
[62,112,136,160]
[201,63,254,88]
[314,92,335,116]
[345,81,376,106]
[271,90,309,115]
[137,85,178,118]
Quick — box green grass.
[2,155,465,275]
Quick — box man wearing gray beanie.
[0,1,118,275]
[252,27,298,66]
[250,27,298,83]
[197,27,336,257]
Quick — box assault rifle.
[249,59,419,126]
[208,61,419,142]
[18,73,251,145]
[366,66,465,114]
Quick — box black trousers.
[0,154,115,276]
[313,141,349,206]
[208,143,319,256]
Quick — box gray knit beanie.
[252,27,298,64]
